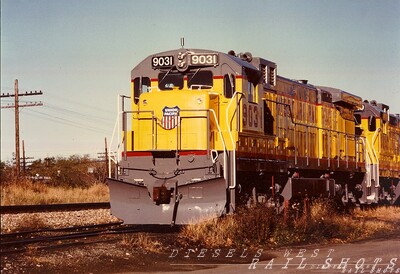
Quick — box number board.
[152,56,174,68]
[190,53,218,66]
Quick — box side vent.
[257,57,277,90]
[269,67,276,86]
[261,64,268,84]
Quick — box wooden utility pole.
[22,140,25,174]
[20,140,34,174]
[15,80,20,175]
[97,137,109,178]
[1,79,43,177]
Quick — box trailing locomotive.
[106,48,400,225]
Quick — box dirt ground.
[3,207,399,273]
[1,232,273,273]
[3,225,400,273]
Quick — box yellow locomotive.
[107,48,400,224]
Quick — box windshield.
[158,72,184,90]
[158,70,213,90]
[188,70,213,89]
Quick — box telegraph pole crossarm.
[1,102,43,109]
[1,90,43,98]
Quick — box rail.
[0,202,110,214]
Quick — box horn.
[244,52,253,62]
[239,52,253,62]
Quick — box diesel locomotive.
[106,48,400,225]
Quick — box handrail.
[263,97,363,166]
[177,109,212,152]
[209,108,227,182]
[108,95,130,178]
[108,114,120,177]
[121,109,225,158]
[226,91,244,189]
[362,137,373,188]
[371,128,381,187]
[209,109,227,155]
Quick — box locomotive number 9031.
[190,53,218,66]
[152,56,174,68]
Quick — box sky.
[1,0,400,162]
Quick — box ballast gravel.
[1,209,121,233]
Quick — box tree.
[1,161,12,183]
[25,155,106,188]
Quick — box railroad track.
[0,221,140,255]
[0,222,180,256]
[0,202,180,256]
[0,202,111,214]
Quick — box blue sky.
[1,0,400,162]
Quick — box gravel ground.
[1,209,121,233]
[3,209,399,273]
[0,209,177,273]
[0,209,230,273]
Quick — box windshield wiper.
[159,66,175,86]
[187,68,201,84]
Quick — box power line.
[46,93,116,116]
[25,108,111,134]
[42,102,114,126]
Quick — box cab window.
[354,114,361,125]
[224,74,235,98]
[248,82,255,102]
[368,116,376,131]
[133,77,150,104]
[188,70,213,89]
[244,67,261,103]
[158,73,184,90]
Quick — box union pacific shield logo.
[161,106,180,130]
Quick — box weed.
[179,200,398,248]
[121,233,162,253]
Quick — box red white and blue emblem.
[161,106,180,130]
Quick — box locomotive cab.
[355,101,400,204]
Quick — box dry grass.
[121,233,163,253]
[179,205,277,248]
[353,206,400,222]
[179,215,238,248]
[180,200,398,249]
[0,179,109,205]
